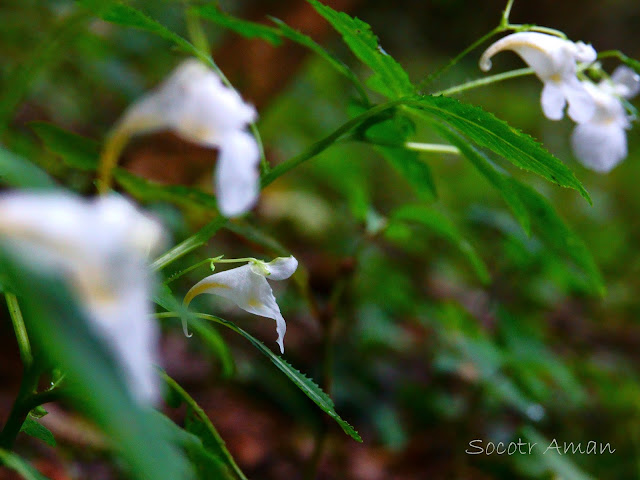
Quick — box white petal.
[215,130,260,217]
[116,59,257,148]
[611,65,640,99]
[540,82,566,120]
[264,256,299,280]
[572,41,597,64]
[480,32,575,80]
[571,122,627,173]
[563,76,596,123]
[0,192,164,404]
[185,265,287,352]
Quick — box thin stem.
[5,293,32,369]
[434,66,534,96]
[0,369,40,449]
[501,0,516,25]
[261,98,408,188]
[96,128,130,194]
[165,257,217,285]
[161,370,248,480]
[405,142,460,155]
[418,26,502,91]
[151,216,227,271]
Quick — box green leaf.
[205,314,362,442]
[522,427,596,480]
[390,205,490,284]
[89,3,199,57]
[0,146,57,189]
[192,5,282,45]
[30,122,99,171]
[0,253,192,480]
[113,170,219,211]
[430,122,530,234]
[307,0,414,99]
[155,294,361,442]
[20,417,56,447]
[510,181,605,296]
[0,448,50,480]
[406,95,590,202]
[269,17,368,102]
[359,112,436,201]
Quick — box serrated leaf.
[0,448,50,480]
[30,122,99,171]
[406,95,590,202]
[155,290,361,442]
[89,2,199,57]
[430,122,530,234]
[193,5,282,45]
[269,17,368,101]
[307,0,413,99]
[20,417,56,447]
[390,205,490,284]
[510,181,605,296]
[0,146,57,189]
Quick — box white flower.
[184,256,298,354]
[115,59,260,218]
[0,192,164,404]
[571,66,640,172]
[480,32,597,122]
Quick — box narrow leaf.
[20,417,56,447]
[0,146,57,189]
[307,0,413,99]
[510,181,605,296]
[30,122,99,171]
[192,5,282,45]
[390,205,490,284]
[407,95,590,202]
[430,122,530,234]
[0,448,50,480]
[90,3,199,57]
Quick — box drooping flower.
[0,192,164,404]
[571,66,640,172]
[184,256,298,353]
[480,32,597,122]
[114,59,260,217]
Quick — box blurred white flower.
[571,66,640,173]
[115,59,260,217]
[0,192,164,404]
[184,256,298,353]
[480,32,597,122]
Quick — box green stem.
[261,98,408,188]
[5,293,32,369]
[501,0,516,25]
[418,26,502,91]
[161,371,248,480]
[151,216,227,271]
[0,370,41,449]
[434,67,534,96]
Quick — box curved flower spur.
[480,32,597,122]
[0,192,165,404]
[100,58,261,217]
[184,256,298,354]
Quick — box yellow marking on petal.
[184,281,230,306]
[248,297,263,308]
[550,73,562,82]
